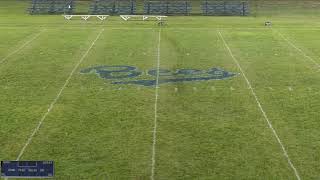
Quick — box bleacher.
[29,0,74,14]
[89,0,136,15]
[201,1,249,16]
[144,1,191,15]
[28,0,250,16]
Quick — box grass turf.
[1,0,320,179]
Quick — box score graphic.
[1,161,54,178]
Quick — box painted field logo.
[80,65,237,86]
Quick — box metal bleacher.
[28,0,250,17]
[144,1,191,15]
[29,0,74,14]
[201,1,249,16]
[89,0,136,15]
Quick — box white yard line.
[218,31,301,180]
[15,29,104,161]
[0,29,45,64]
[150,29,161,180]
[274,29,320,68]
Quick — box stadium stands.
[89,0,136,15]
[28,0,250,16]
[144,1,191,15]
[201,1,249,16]
[29,0,74,14]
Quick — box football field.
[1,1,320,179]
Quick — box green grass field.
[1,0,320,179]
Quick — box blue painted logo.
[80,65,237,86]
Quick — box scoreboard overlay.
[1,161,54,178]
